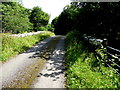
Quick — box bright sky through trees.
[22,0,71,23]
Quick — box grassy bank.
[0,31,55,62]
[65,31,119,88]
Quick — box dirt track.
[1,36,66,88]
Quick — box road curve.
[1,35,66,88]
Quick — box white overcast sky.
[22,0,71,23]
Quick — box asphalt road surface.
[1,35,66,88]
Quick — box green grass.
[0,31,55,62]
[65,31,120,88]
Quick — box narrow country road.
[1,35,66,88]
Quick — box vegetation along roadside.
[0,31,55,62]
[65,31,120,88]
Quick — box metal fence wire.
[83,35,120,74]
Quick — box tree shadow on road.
[37,36,66,81]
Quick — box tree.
[52,2,120,48]
[52,5,78,35]
[29,6,50,32]
[2,2,33,33]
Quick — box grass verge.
[0,31,55,62]
[65,31,120,88]
[2,36,61,88]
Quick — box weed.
[65,31,120,88]
[0,32,55,62]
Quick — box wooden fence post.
[103,38,108,47]
[102,38,108,66]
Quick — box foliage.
[52,2,120,49]
[37,24,54,31]
[52,5,78,35]
[1,2,52,33]
[0,31,55,62]
[2,2,33,33]
[39,26,47,31]
[29,6,50,32]
[65,31,120,88]
[45,24,54,32]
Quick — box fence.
[83,34,120,74]
[105,46,120,74]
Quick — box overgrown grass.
[0,31,55,62]
[65,31,120,88]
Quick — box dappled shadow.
[25,41,48,53]
[22,37,55,59]
[27,36,62,60]
[23,36,57,53]
[37,36,66,81]
[38,49,66,81]
[39,71,64,78]
[28,46,48,59]
[26,41,49,59]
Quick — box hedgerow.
[65,31,120,88]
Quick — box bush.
[29,6,50,32]
[2,2,33,34]
[39,26,47,31]
[45,24,54,32]
[65,31,120,88]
